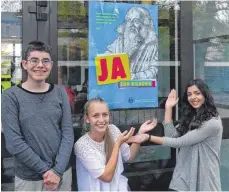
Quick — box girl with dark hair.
[128,79,223,191]
[74,98,157,191]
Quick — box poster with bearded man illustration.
[88,1,158,109]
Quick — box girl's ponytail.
[104,128,114,163]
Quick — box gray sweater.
[163,117,222,191]
[1,84,74,180]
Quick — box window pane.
[58,1,180,190]
[1,0,22,92]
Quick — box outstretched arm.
[148,118,221,148]
[127,119,157,160]
[99,128,135,182]
[75,128,135,183]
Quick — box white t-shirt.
[74,124,131,191]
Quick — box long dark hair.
[82,97,114,164]
[177,79,219,136]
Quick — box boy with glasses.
[2,41,74,191]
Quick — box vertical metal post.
[22,0,58,84]
[180,1,194,96]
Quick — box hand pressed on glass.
[165,89,179,109]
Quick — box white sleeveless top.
[74,124,130,191]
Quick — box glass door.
[57,1,180,190]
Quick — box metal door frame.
[22,0,58,83]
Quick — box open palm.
[117,127,135,144]
[138,119,157,134]
[165,89,179,108]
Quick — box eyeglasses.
[28,58,52,66]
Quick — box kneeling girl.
[74,98,156,191]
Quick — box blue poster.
[89,1,158,109]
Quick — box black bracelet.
[148,134,151,142]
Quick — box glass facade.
[1,0,229,191]
[57,1,179,190]
[57,1,180,127]
[1,0,22,93]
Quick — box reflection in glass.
[57,0,89,121]
[1,0,22,92]
[194,37,229,107]
[193,1,229,40]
